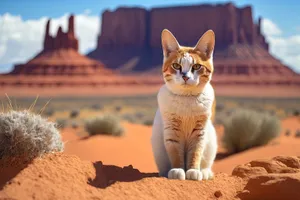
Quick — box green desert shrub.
[223,109,281,153]
[85,115,124,136]
[0,110,64,165]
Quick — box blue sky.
[1,0,300,36]
[0,0,300,73]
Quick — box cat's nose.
[182,75,189,82]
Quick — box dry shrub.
[223,109,281,153]
[85,115,124,136]
[0,110,64,165]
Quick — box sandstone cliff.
[10,15,111,76]
[87,3,299,85]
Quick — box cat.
[151,29,217,181]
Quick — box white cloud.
[0,12,100,72]
[262,18,300,73]
[261,18,282,36]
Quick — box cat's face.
[161,29,215,95]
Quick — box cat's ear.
[193,30,215,59]
[161,29,180,58]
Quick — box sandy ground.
[61,116,300,174]
[1,84,300,98]
[0,117,299,200]
[62,123,157,172]
[0,153,246,200]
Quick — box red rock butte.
[9,15,112,76]
[87,3,300,86]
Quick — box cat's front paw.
[186,169,203,181]
[168,168,185,180]
[201,168,214,180]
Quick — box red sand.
[61,117,300,174]
[62,123,157,172]
[0,153,245,200]
[1,84,300,98]
[1,117,300,199]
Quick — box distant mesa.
[9,15,111,76]
[87,3,300,85]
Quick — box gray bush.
[44,108,55,117]
[143,119,153,126]
[285,129,291,136]
[0,110,64,165]
[223,109,281,153]
[70,109,80,118]
[85,115,124,136]
[295,129,300,138]
[56,118,67,129]
[115,106,122,112]
[71,121,79,129]
[91,104,103,110]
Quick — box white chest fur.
[157,84,215,118]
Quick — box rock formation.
[87,3,300,85]
[9,15,111,76]
[233,156,300,200]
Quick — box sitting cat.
[151,29,217,181]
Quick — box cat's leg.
[185,129,206,181]
[151,110,171,177]
[163,116,185,180]
[200,120,217,180]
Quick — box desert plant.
[115,106,122,112]
[135,112,145,119]
[91,104,103,110]
[70,109,80,118]
[71,121,79,129]
[44,108,55,117]
[285,129,291,137]
[295,129,300,138]
[56,118,67,129]
[122,114,136,123]
[216,103,225,112]
[223,109,281,153]
[0,110,63,165]
[85,115,124,136]
[143,119,153,126]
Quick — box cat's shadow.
[88,161,158,189]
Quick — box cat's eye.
[172,63,182,70]
[192,64,202,70]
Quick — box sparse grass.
[115,106,122,113]
[71,121,79,129]
[223,109,281,154]
[143,119,153,126]
[44,108,55,117]
[85,115,124,136]
[70,109,80,118]
[295,129,300,138]
[294,110,300,116]
[0,110,63,165]
[91,104,103,110]
[285,129,291,136]
[56,118,67,129]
